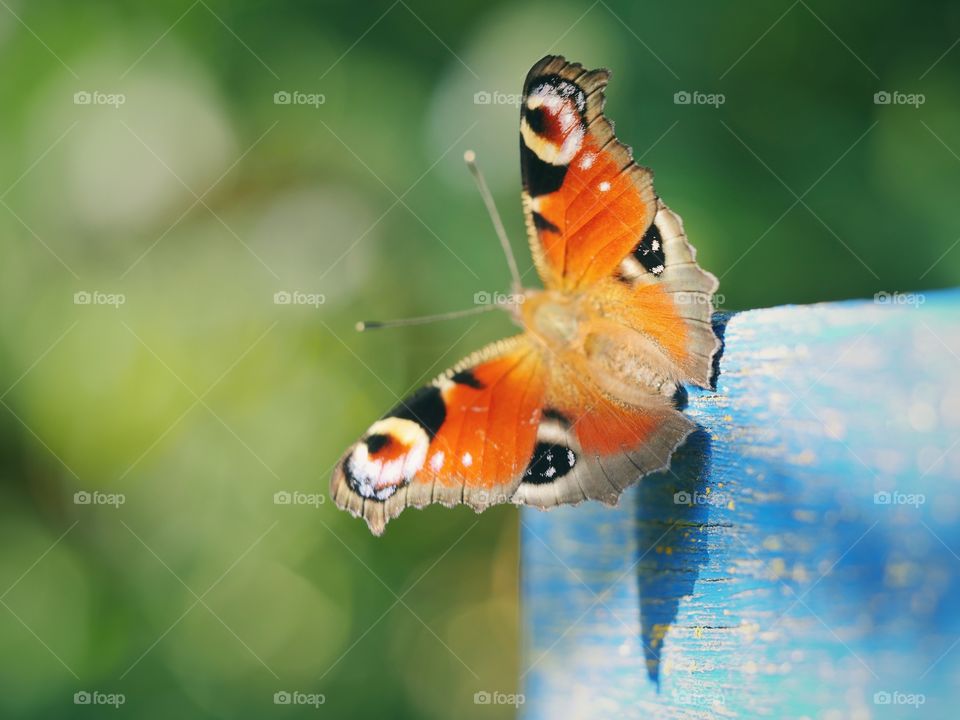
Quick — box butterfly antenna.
[464,150,523,292]
[356,303,501,332]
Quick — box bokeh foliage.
[1,0,958,718]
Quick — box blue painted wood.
[521,290,960,719]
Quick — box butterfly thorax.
[521,287,681,401]
[521,289,582,347]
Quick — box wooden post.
[520,290,960,718]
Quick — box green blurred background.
[1,0,958,717]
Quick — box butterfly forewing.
[331,337,546,534]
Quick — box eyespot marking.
[365,433,391,454]
[523,441,577,484]
[344,418,429,501]
[634,223,666,277]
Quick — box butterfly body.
[331,56,719,535]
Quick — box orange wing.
[331,337,545,535]
[511,362,696,510]
[520,56,657,291]
[331,333,699,534]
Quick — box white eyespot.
[598,181,611,192]
[579,153,595,170]
[567,449,576,467]
[346,418,428,500]
[462,452,473,467]
[520,81,586,167]
[430,451,445,472]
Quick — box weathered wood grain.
[521,290,960,719]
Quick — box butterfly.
[330,55,719,535]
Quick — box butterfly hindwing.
[614,199,719,387]
[511,371,696,510]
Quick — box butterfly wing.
[520,55,656,291]
[331,334,699,534]
[519,55,718,387]
[331,336,546,535]
[511,362,696,510]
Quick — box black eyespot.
[634,223,666,276]
[523,442,577,484]
[526,106,546,134]
[365,433,391,454]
